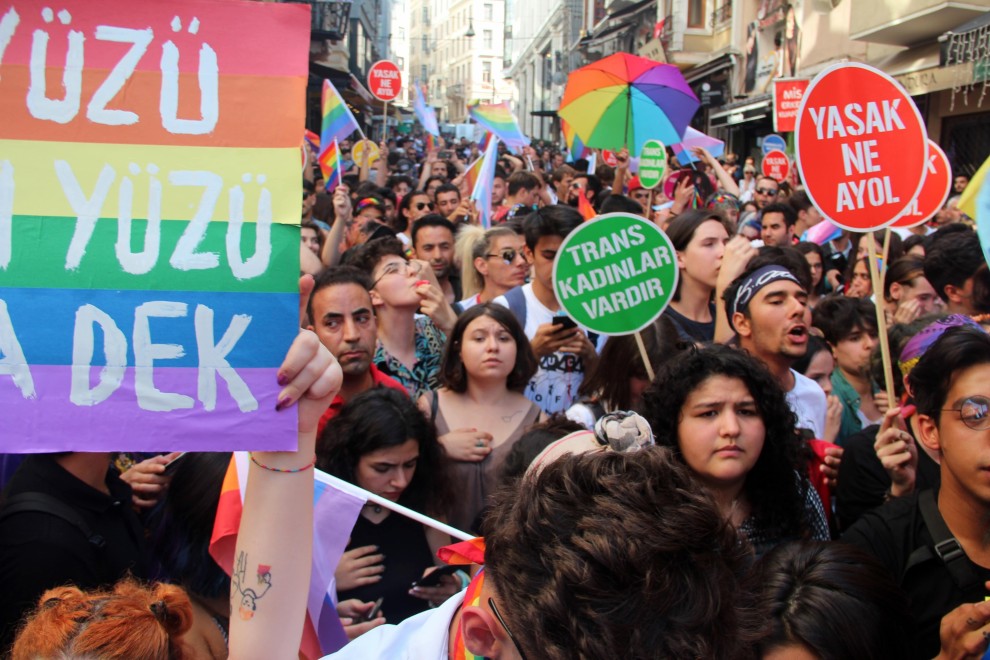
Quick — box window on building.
[421,64,428,81]
[483,29,493,49]
[422,34,428,50]
[687,0,705,28]
[397,56,404,67]
[483,3,493,19]
[482,60,492,83]
[422,6,429,22]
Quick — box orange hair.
[12,579,193,660]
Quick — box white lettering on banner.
[563,226,650,265]
[0,299,36,399]
[557,248,671,297]
[61,301,256,411]
[0,160,12,269]
[807,100,907,140]
[13,8,220,133]
[579,279,666,319]
[836,177,899,212]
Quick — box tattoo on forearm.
[232,551,273,621]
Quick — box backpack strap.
[429,389,440,426]
[903,489,982,596]
[504,286,527,330]
[0,492,106,550]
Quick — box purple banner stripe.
[1,366,296,453]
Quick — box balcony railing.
[710,1,732,27]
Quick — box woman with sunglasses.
[417,303,541,532]
[643,345,830,558]
[455,225,529,311]
[396,190,435,246]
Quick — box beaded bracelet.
[249,452,317,473]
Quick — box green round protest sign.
[553,213,678,336]
[637,140,667,189]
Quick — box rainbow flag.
[577,192,597,221]
[463,154,484,194]
[320,138,342,192]
[0,0,307,452]
[562,119,590,162]
[468,102,529,153]
[321,79,361,149]
[471,136,500,228]
[304,129,321,152]
[425,133,437,152]
[413,83,440,137]
[478,131,493,153]
[210,454,367,658]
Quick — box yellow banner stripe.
[0,140,301,224]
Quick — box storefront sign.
[773,78,809,132]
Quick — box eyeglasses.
[488,597,528,660]
[756,187,778,196]
[569,182,584,189]
[942,395,990,430]
[485,248,524,265]
[372,260,420,287]
[415,202,434,211]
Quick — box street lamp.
[466,17,476,38]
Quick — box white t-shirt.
[786,369,828,439]
[326,589,465,660]
[493,283,596,415]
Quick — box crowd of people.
[1,130,989,660]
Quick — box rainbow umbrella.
[558,53,699,154]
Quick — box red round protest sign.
[602,149,619,167]
[762,150,790,182]
[892,140,951,228]
[795,62,928,232]
[368,60,402,102]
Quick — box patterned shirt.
[373,316,446,400]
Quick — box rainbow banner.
[0,0,310,452]
[468,102,529,152]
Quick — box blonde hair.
[456,225,521,299]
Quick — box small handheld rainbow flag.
[320,79,361,150]
[463,154,484,193]
[319,138,342,192]
[425,133,437,152]
[577,191,597,221]
[468,102,529,153]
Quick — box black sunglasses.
[415,201,435,211]
[488,597,528,660]
[485,249,522,265]
[756,187,778,195]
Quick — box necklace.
[365,502,383,514]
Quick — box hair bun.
[149,600,168,623]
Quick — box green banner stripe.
[0,216,300,293]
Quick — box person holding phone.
[320,388,459,623]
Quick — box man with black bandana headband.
[723,259,827,439]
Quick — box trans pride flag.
[468,102,529,152]
[413,83,440,137]
[471,136,500,228]
[210,453,367,658]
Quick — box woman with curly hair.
[318,387,457,623]
[642,344,829,557]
